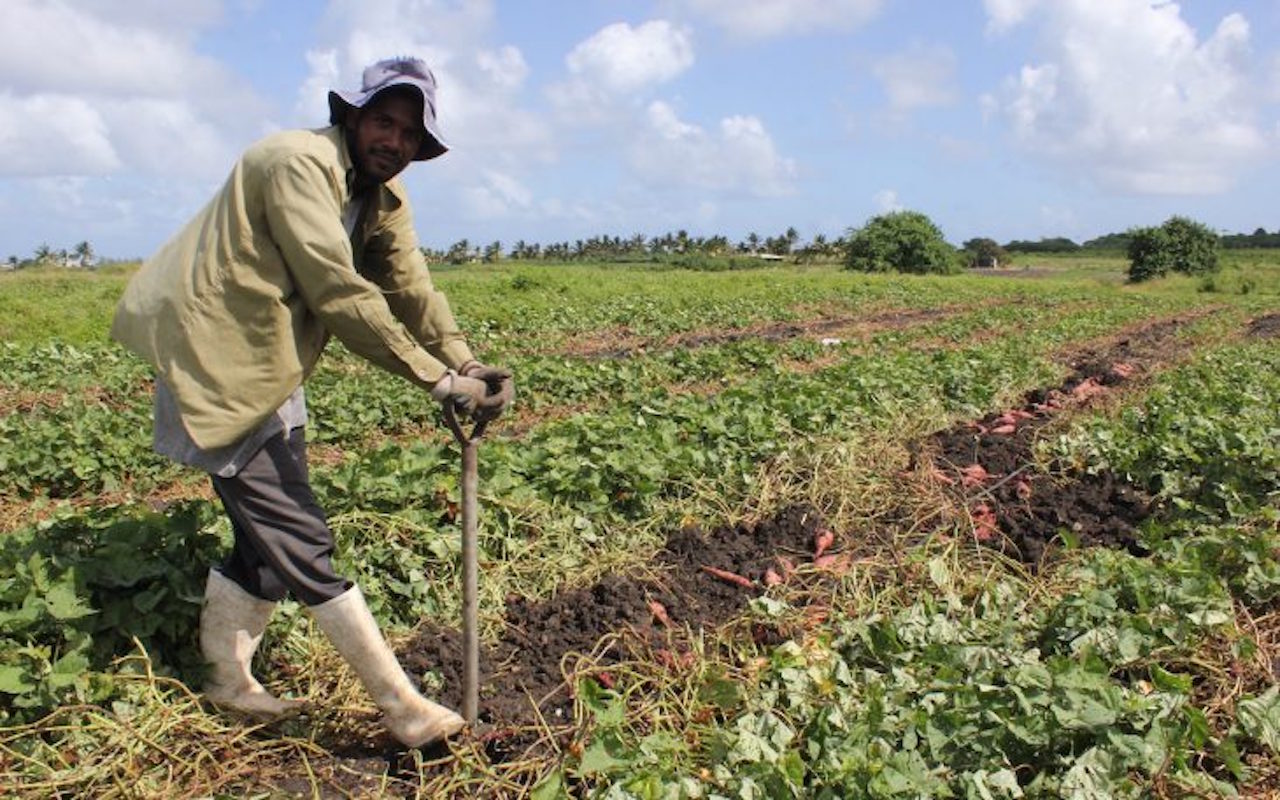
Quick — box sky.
[2,0,1279,259]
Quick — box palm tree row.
[424,227,847,264]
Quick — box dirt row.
[916,312,1203,564]
[259,310,1279,794]
[541,299,1012,360]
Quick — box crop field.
[1,255,1278,798]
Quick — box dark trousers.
[210,427,349,606]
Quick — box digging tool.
[443,402,487,725]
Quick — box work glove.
[459,360,515,422]
[430,372,502,418]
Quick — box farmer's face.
[347,90,425,184]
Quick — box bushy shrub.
[844,211,958,275]
[963,237,1010,268]
[1127,216,1219,282]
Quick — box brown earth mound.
[916,313,1203,564]
[1247,312,1280,339]
[398,505,826,762]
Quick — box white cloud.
[460,169,533,219]
[873,189,903,212]
[74,0,225,32]
[982,0,1040,35]
[629,101,796,196]
[873,44,959,112]
[0,0,268,181]
[680,0,884,40]
[0,94,120,176]
[565,21,694,93]
[547,20,694,122]
[476,46,528,92]
[986,1,1275,194]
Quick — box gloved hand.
[430,373,501,418]
[459,360,515,421]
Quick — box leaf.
[1186,608,1232,627]
[1216,736,1245,781]
[0,664,35,694]
[971,768,1025,799]
[576,732,634,776]
[43,580,94,621]
[1060,747,1124,799]
[698,667,742,711]
[577,677,626,728]
[529,769,567,800]
[131,586,168,613]
[927,557,951,590]
[1237,686,1280,753]
[1148,663,1191,694]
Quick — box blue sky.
[2,0,1278,259]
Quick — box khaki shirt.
[111,125,474,449]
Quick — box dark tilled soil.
[917,313,1205,564]
[1247,312,1280,339]
[400,505,823,751]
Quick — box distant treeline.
[1006,228,1280,253]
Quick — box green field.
[1,255,1278,798]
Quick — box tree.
[962,237,1008,268]
[1127,216,1219,283]
[72,241,95,267]
[446,239,472,264]
[844,210,958,275]
[1005,237,1081,253]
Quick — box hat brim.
[328,85,448,161]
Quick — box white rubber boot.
[309,585,465,748]
[199,569,303,719]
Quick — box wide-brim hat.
[328,57,449,161]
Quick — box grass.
[0,264,133,347]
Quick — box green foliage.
[0,503,225,723]
[1080,232,1131,251]
[1049,344,1280,519]
[0,266,130,346]
[1127,216,1220,283]
[0,343,175,498]
[962,237,1009,267]
[1005,236,1082,253]
[579,517,1280,797]
[1220,228,1280,249]
[844,211,959,275]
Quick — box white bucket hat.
[328,57,449,161]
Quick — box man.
[111,57,512,748]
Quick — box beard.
[360,147,407,183]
